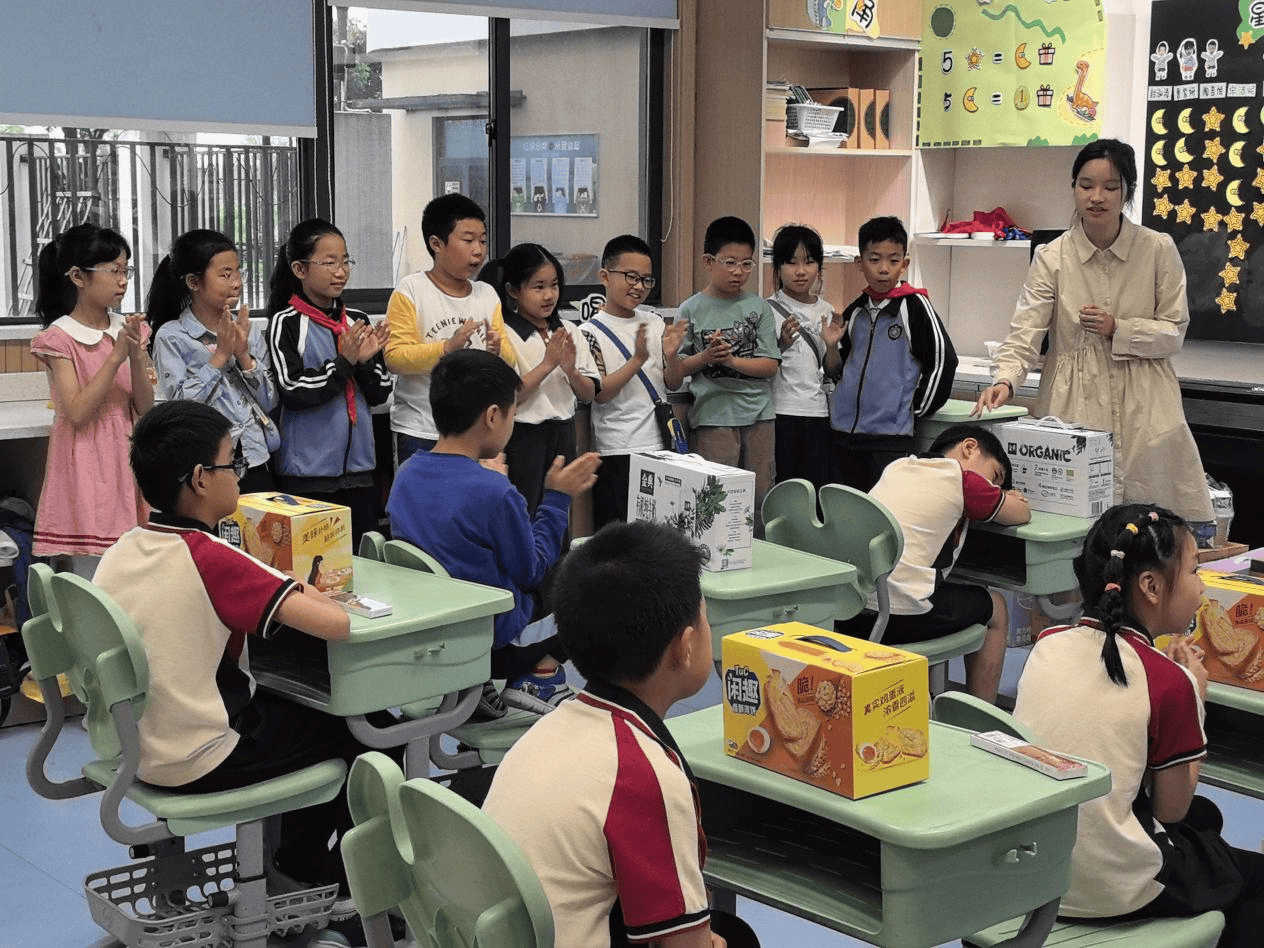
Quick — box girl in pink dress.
[29,224,155,567]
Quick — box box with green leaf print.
[629,452,755,571]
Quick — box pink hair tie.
[1104,582,1121,592]
[1148,512,1159,521]
[1110,550,1125,559]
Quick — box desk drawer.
[705,587,847,641]
[325,615,492,716]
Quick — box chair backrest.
[931,692,1036,742]
[360,531,387,562]
[384,539,451,577]
[25,562,55,623]
[343,752,554,948]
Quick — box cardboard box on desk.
[1160,573,1264,691]
[721,623,930,799]
[998,417,1113,518]
[629,452,754,571]
[219,493,353,593]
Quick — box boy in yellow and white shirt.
[384,193,515,465]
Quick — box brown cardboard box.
[873,88,891,148]
[857,89,876,148]
[809,88,858,147]
[722,622,930,798]
[1160,573,1264,691]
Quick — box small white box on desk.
[629,452,755,571]
[998,417,1113,518]
[970,730,1087,779]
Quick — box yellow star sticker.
[1151,167,1172,191]
[1228,233,1249,260]
[1174,199,1196,223]
[1203,137,1226,162]
[1220,261,1241,286]
[1242,31,1256,50]
[1154,194,1175,218]
[1202,206,1224,230]
[1203,106,1225,132]
[1216,287,1237,314]
[1175,164,1198,189]
[1224,207,1245,231]
[1203,164,1224,190]
[1255,167,1264,191]
[1253,202,1264,227]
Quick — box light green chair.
[934,695,1227,948]
[359,530,388,561]
[384,539,539,770]
[341,751,555,948]
[23,569,349,948]
[763,479,987,692]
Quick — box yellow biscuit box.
[1156,572,1264,691]
[219,493,354,593]
[722,622,930,799]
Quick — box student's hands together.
[821,311,845,348]
[703,330,733,365]
[662,319,687,357]
[357,321,390,362]
[444,318,483,354]
[555,331,579,376]
[120,312,147,359]
[632,323,650,364]
[1165,636,1208,700]
[486,323,502,357]
[541,327,569,371]
[544,451,602,498]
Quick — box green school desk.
[913,399,1028,453]
[249,557,513,751]
[1200,683,1264,801]
[669,706,1110,948]
[700,539,860,658]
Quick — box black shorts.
[835,581,993,646]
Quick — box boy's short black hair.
[554,521,707,683]
[422,194,486,257]
[928,423,1013,488]
[601,234,653,269]
[703,216,756,257]
[858,216,909,255]
[130,400,232,513]
[429,349,521,436]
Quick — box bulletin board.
[1140,0,1264,343]
[918,0,1106,147]
[509,135,598,218]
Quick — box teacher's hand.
[971,381,1013,417]
[1079,304,1116,339]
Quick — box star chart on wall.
[1141,0,1264,341]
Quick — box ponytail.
[145,229,237,346]
[476,242,565,316]
[1073,504,1189,686]
[34,222,131,326]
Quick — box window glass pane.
[0,127,298,321]
[507,21,648,295]
[333,7,489,290]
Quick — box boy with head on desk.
[826,215,957,491]
[93,400,384,900]
[663,215,780,532]
[386,349,600,717]
[484,520,755,948]
[837,424,1030,702]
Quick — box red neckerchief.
[290,294,357,425]
[865,282,929,302]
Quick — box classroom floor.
[3,649,1262,947]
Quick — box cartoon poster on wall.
[918,0,1106,147]
[1141,0,1264,343]
[509,135,598,217]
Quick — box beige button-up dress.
[993,216,1213,522]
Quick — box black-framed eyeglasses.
[182,443,248,483]
[606,269,657,290]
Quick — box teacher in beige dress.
[974,139,1213,526]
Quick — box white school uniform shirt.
[768,290,833,418]
[581,309,668,456]
[504,311,600,424]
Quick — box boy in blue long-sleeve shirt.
[387,349,600,716]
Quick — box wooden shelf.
[916,237,1032,249]
[767,146,914,158]
[766,28,920,52]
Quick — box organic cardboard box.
[629,452,755,571]
[722,622,929,798]
[997,417,1113,518]
[220,493,354,592]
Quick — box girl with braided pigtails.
[1013,504,1264,946]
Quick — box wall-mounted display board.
[918,0,1106,147]
[509,135,599,217]
[1140,0,1264,342]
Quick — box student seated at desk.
[386,349,600,717]
[484,521,757,948]
[837,423,1030,702]
[1014,504,1264,948]
[93,400,389,916]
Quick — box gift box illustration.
[1038,43,1055,65]
[1036,85,1054,107]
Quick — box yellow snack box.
[219,493,353,593]
[1156,572,1264,691]
[721,622,929,799]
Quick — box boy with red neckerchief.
[825,216,957,491]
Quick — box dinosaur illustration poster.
[1140,0,1264,343]
[918,0,1106,147]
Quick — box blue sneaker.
[501,667,573,715]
